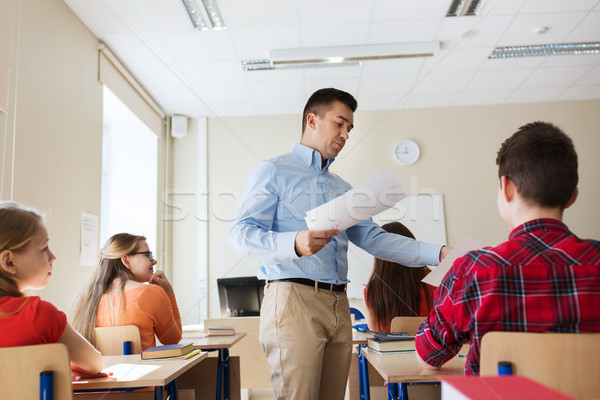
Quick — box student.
[363,222,434,332]
[230,88,449,399]
[72,233,182,350]
[415,121,600,375]
[0,201,103,379]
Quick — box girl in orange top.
[72,233,182,350]
[0,201,103,379]
[363,222,435,332]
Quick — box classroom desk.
[362,345,468,400]
[186,332,247,400]
[73,352,208,400]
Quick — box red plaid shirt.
[415,219,600,375]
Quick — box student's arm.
[142,285,182,345]
[229,161,299,265]
[415,349,440,370]
[58,323,103,376]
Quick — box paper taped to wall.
[304,169,406,231]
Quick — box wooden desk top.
[72,352,208,390]
[184,332,247,349]
[362,345,468,383]
[352,331,373,345]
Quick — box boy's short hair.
[496,121,578,209]
[301,88,357,134]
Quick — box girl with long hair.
[72,233,182,350]
[363,222,435,332]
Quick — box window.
[101,86,158,251]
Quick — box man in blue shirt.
[230,88,448,399]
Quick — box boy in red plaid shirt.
[415,121,600,375]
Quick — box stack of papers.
[305,169,406,231]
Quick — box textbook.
[141,342,194,359]
[367,337,415,352]
[207,326,235,336]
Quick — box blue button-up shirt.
[230,143,442,284]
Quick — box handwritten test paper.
[304,169,407,231]
[422,237,487,287]
[80,212,99,267]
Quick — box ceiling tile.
[64,0,130,35]
[100,33,174,64]
[480,56,544,70]
[520,0,599,13]
[482,0,527,16]
[358,75,418,97]
[521,66,592,88]
[305,78,361,99]
[300,23,370,47]
[368,20,441,43]
[436,16,514,48]
[298,0,374,25]
[243,69,304,83]
[249,80,305,102]
[467,69,532,90]
[256,100,305,116]
[412,71,474,93]
[508,87,566,103]
[162,31,238,61]
[303,65,363,80]
[358,95,408,111]
[372,0,449,20]
[456,89,512,105]
[499,12,588,46]
[576,65,600,85]
[361,58,425,77]
[232,28,301,60]
[178,61,245,85]
[126,60,187,87]
[565,11,600,42]
[423,48,491,73]
[218,0,299,29]
[540,54,600,68]
[557,84,600,100]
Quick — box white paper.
[80,212,99,267]
[305,169,406,231]
[422,237,486,287]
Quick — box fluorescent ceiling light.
[181,0,226,31]
[446,0,486,17]
[242,60,361,71]
[489,42,600,59]
[270,42,440,65]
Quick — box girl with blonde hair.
[72,233,182,350]
[0,201,103,378]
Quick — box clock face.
[393,140,420,165]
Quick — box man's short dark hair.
[302,88,357,134]
[496,121,578,209]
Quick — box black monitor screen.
[217,276,265,317]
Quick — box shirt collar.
[509,218,570,240]
[291,143,335,172]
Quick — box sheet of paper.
[80,212,99,267]
[305,168,406,231]
[422,237,487,287]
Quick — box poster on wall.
[80,212,99,267]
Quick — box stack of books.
[207,326,236,336]
[367,331,415,353]
[141,342,195,359]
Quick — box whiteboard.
[346,194,447,299]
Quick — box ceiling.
[63,0,600,118]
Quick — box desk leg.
[216,348,231,400]
[399,383,408,400]
[167,380,179,400]
[357,344,370,400]
[154,386,163,400]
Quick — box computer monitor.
[217,276,265,317]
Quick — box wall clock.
[393,139,420,165]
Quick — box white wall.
[3,0,103,312]
[204,100,600,318]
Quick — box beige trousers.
[259,281,352,400]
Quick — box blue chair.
[350,306,365,321]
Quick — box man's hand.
[439,245,453,262]
[294,229,339,257]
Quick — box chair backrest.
[390,316,424,336]
[204,317,271,389]
[480,331,600,399]
[0,343,73,400]
[93,325,142,355]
